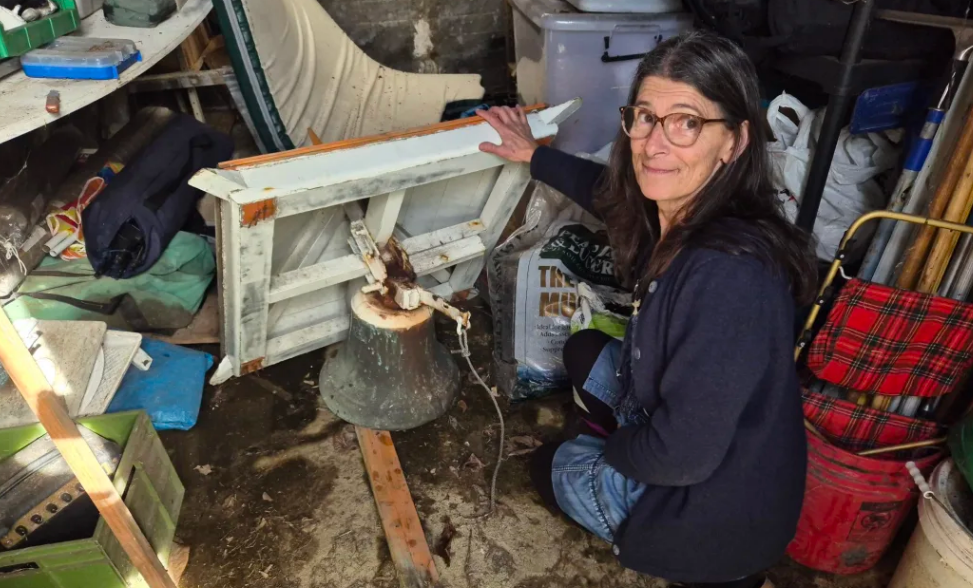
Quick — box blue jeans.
[552,340,647,543]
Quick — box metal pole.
[947,230,973,299]
[859,86,951,281]
[796,0,878,231]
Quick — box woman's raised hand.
[477,106,539,164]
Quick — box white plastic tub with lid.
[566,0,684,13]
[511,0,692,155]
[889,458,973,587]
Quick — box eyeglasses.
[619,106,727,147]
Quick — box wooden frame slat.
[268,220,487,304]
[220,104,548,170]
[272,153,500,218]
[448,163,531,292]
[365,189,408,246]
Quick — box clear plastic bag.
[488,184,621,400]
[767,92,899,260]
[0,194,42,250]
[487,142,617,400]
[570,282,632,339]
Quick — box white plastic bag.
[570,282,631,339]
[767,93,899,260]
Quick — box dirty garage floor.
[161,301,903,588]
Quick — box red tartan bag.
[806,278,973,398]
[801,387,944,454]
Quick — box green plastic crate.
[0,0,80,59]
[0,411,184,588]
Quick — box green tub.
[0,411,183,588]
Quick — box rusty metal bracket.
[348,220,388,293]
[348,220,471,329]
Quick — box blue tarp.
[107,338,212,430]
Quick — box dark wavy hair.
[595,30,816,304]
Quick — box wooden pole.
[916,146,973,292]
[897,108,973,289]
[0,311,177,588]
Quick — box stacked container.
[509,0,692,155]
[0,0,79,59]
[21,38,141,80]
[0,412,184,588]
[888,460,973,587]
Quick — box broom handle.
[859,94,948,282]
[938,230,973,296]
[898,107,973,289]
[916,146,973,292]
[0,312,177,588]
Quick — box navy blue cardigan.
[531,146,807,583]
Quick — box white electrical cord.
[458,326,504,515]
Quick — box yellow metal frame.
[794,210,973,362]
[794,211,973,447]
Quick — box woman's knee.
[530,442,563,513]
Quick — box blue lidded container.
[21,37,141,80]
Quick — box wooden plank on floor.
[356,427,438,588]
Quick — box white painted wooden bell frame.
[189,100,579,377]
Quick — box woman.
[477,31,815,587]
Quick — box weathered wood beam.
[357,428,438,588]
[128,67,230,93]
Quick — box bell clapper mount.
[348,220,504,515]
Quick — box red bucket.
[786,432,943,574]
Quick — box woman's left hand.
[476,106,539,164]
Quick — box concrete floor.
[160,301,905,588]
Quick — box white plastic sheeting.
[235,0,485,147]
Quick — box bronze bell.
[319,290,459,430]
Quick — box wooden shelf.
[0,0,212,144]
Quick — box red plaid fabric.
[802,388,944,454]
[807,278,973,398]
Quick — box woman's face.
[629,76,746,212]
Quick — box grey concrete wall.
[317,0,512,95]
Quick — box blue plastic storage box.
[21,37,141,80]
